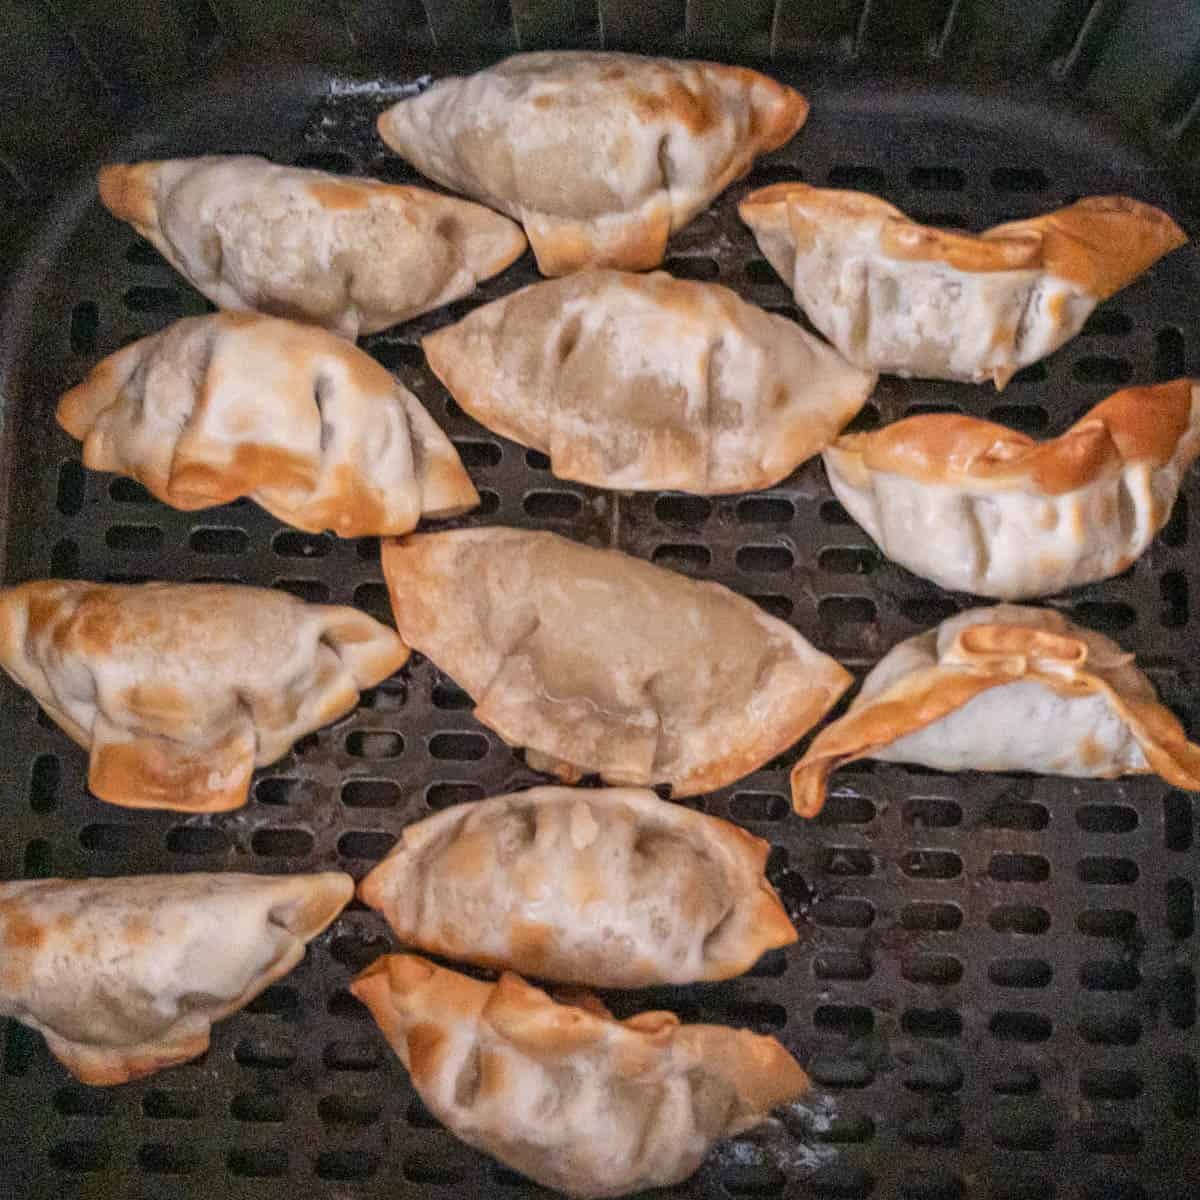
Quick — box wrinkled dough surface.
[382,528,850,795]
[424,270,873,492]
[0,873,351,1084]
[99,156,527,337]
[0,580,407,811]
[378,52,807,274]
[55,312,478,536]
[360,785,795,985]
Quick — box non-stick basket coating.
[0,33,1197,1200]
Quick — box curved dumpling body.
[382,528,851,796]
[99,156,527,337]
[739,184,1186,386]
[0,872,352,1084]
[791,605,1200,816]
[423,269,875,493]
[824,380,1200,598]
[378,52,807,275]
[352,955,807,1197]
[56,312,478,536]
[0,580,408,811]
[360,785,796,986]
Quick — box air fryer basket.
[0,4,1197,1199]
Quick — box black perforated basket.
[0,4,1198,1199]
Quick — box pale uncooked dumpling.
[0,872,352,1084]
[791,605,1200,817]
[99,156,527,337]
[352,955,808,1198]
[424,269,875,493]
[378,51,808,275]
[359,784,796,986]
[0,580,408,811]
[57,312,478,536]
[823,380,1200,598]
[382,528,851,795]
[740,183,1186,386]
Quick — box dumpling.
[739,184,1186,386]
[352,955,807,1198]
[99,155,527,337]
[378,52,807,275]
[0,580,408,811]
[56,312,478,536]
[791,605,1200,817]
[823,379,1200,598]
[423,269,875,493]
[382,528,850,795]
[0,872,352,1084]
[360,784,796,986]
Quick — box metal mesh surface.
[0,65,1196,1200]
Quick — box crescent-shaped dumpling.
[56,312,479,536]
[351,955,808,1198]
[359,785,796,986]
[0,872,352,1085]
[739,184,1186,386]
[823,380,1200,598]
[791,605,1200,817]
[378,52,807,275]
[99,156,527,337]
[0,580,408,812]
[382,528,851,796]
[423,269,875,493]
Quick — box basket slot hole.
[353,581,390,622]
[319,1094,382,1126]
[663,256,719,281]
[403,1151,467,1184]
[813,897,875,928]
[427,781,486,810]
[273,530,331,558]
[1162,791,1193,851]
[1156,327,1186,380]
[330,934,392,972]
[356,537,379,562]
[1160,569,1189,627]
[989,905,1050,935]
[317,1151,379,1181]
[254,777,317,807]
[903,1053,963,1093]
[744,257,781,285]
[992,1065,1039,1095]
[229,1092,286,1123]
[808,1054,874,1089]
[1167,877,1194,939]
[233,1038,295,1070]
[812,1114,876,1144]
[989,958,1052,988]
[815,950,873,981]
[1081,1185,1145,1200]
[361,679,406,711]
[822,794,876,825]
[1166,966,1196,1029]
[991,1112,1055,1151]
[828,165,887,190]
[227,1146,288,1177]
[903,954,963,986]
[902,849,961,879]
[820,499,854,525]
[54,1085,112,1117]
[523,490,582,520]
[654,495,713,526]
[432,683,471,710]
[1161,491,1189,545]
[989,853,1050,883]
[746,949,787,978]
[1077,856,1138,885]
[429,732,488,761]
[56,460,85,516]
[986,798,1049,831]
[105,523,163,552]
[900,902,962,932]
[345,730,404,759]
[737,497,794,526]
[369,340,423,370]
[141,1088,201,1120]
[1080,1068,1142,1101]
[189,526,248,555]
[4,1020,36,1075]
[809,1163,875,1198]
[272,578,329,603]
[1078,1013,1141,1045]
[250,828,313,858]
[23,839,52,880]
[1080,960,1140,991]
[902,1109,962,1147]
[1075,803,1138,835]
[1167,1055,1198,1119]
[989,1011,1052,1042]
[819,847,875,877]
[814,1004,873,1038]
[841,402,881,433]
[138,1142,197,1174]
[652,543,711,572]
[819,546,879,575]
[49,1140,108,1172]
[165,826,227,855]
[79,823,139,852]
[524,448,550,470]
[109,478,154,504]
[323,1039,385,1072]
[819,596,879,654]
[718,1160,786,1196]
[987,404,1048,435]
[454,439,502,467]
[69,302,98,355]
[751,594,793,620]
[341,779,401,808]
[1077,907,1137,938]
[244,986,297,1017]
[902,1008,962,1039]
[29,754,60,813]
[990,167,1048,192]
[1081,309,1132,336]
[123,286,186,316]
[729,791,788,822]
[909,166,965,191]
[1011,362,1048,385]
[1077,1120,1142,1154]
[326,990,368,1022]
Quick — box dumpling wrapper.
[99,156,527,337]
[360,785,796,986]
[352,954,807,1198]
[0,872,352,1085]
[791,605,1200,817]
[56,312,478,536]
[0,580,408,812]
[824,380,1200,599]
[382,528,851,795]
[378,51,807,276]
[739,184,1187,387]
[424,269,875,493]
